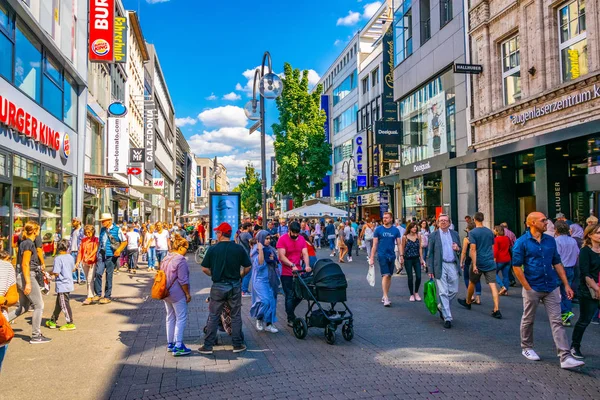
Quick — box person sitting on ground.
[46,240,76,331]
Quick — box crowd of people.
[1,209,598,373]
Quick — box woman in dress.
[250,230,279,333]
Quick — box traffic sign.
[127,167,142,175]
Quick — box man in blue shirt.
[512,211,584,369]
[370,212,402,307]
[95,213,126,304]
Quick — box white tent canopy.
[283,203,348,218]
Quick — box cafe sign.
[509,83,600,126]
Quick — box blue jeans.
[0,344,7,372]
[242,271,251,293]
[495,262,511,289]
[329,237,335,251]
[463,263,481,295]
[94,255,115,298]
[147,247,156,268]
[71,252,86,281]
[156,250,168,265]
[560,267,575,314]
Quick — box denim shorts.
[378,256,395,276]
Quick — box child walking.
[46,240,76,331]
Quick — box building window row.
[394,1,413,65]
[333,140,353,164]
[324,43,358,91]
[333,69,357,106]
[333,103,358,134]
[0,0,78,130]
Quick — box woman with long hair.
[8,221,51,343]
[360,220,375,261]
[250,230,279,333]
[570,224,600,359]
[76,225,99,305]
[337,223,348,263]
[419,220,430,267]
[401,223,424,301]
[161,234,192,356]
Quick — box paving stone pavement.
[107,248,600,400]
[3,248,598,399]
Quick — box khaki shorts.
[469,266,496,285]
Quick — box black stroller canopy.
[313,259,348,289]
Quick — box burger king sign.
[89,0,115,62]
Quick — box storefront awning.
[84,173,129,189]
[130,185,163,195]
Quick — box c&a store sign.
[0,95,70,160]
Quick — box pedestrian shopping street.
[3,248,599,400]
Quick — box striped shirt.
[0,259,16,320]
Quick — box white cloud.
[363,1,383,19]
[223,92,241,101]
[205,93,217,101]
[146,0,169,3]
[306,70,321,87]
[175,116,197,127]
[334,39,343,46]
[336,11,361,26]
[197,105,248,128]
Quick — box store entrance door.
[518,196,536,236]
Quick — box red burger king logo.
[91,39,110,57]
[61,133,71,160]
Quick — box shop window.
[333,103,358,134]
[12,155,40,228]
[0,0,13,81]
[394,2,412,65]
[420,0,431,45]
[399,69,456,165]
[42,55,63,120]
[0,152,6,176]
[501,36,521,105]
[61,175,73,240]
[64,73,77,129]
[440,0,453,28]
[44,169,60,189]
[15,22,41,102]
[516,153,535,183]
[403,173,442,221]
[559,0,587,82]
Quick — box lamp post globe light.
[246,51,282,228]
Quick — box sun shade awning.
[84,174,129,189]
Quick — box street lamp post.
[340,156,357,219]
[244,51,283,228]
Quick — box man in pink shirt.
[277,221,311,327]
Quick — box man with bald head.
[511,211,584,369]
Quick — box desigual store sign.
[0,92,71,163]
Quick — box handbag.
[587,272,600,300]
[0,312,14,345]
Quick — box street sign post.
[453,63,483,74]
[249,121,261,135]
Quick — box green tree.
[238,164,262,217]
[272,62,331,206]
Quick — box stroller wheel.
[342,322,354,341]
[324,325,336,345]
[292,318,308,339]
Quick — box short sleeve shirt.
[126,231,141,250]
[276,234,307,276]
[201,241,251,283]
[154,230,170,251]
[373,226,401,259]
[239,231,253,255]
[468,227,496,272]
[512,231,562,292]
[0,259,16,319]
[17,238,40,271]
[52,254,75,293]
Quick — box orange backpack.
[0,312,14,345]
[151,260,176,300]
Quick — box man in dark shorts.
[199,222,251,355]
[458,212,502,318]
[370,212,402,307]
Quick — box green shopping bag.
[423,278,438,315]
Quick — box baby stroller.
[292,259,354,345]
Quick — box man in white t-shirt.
[154,222,171,267]
[126,225,141,274]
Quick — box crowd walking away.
[0,212,596,372]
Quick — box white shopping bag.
[366,264,375,287]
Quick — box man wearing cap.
[556,212,574,226]
[95,213,127,304]
[199,222,252,354]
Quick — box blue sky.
[124,0,385,186]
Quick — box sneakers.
[167,343,176,352]
[232,344,247,353]
[241,292,252,298]
[381,297,385,303]
[173,344,192,357]
[383,298,391,307]
[256,319,264,331]
[570,347,585,359]
[30,334,52,344]
[591,318,600,325]
[562,312,575,327]
[264,324,278,333]
[330,253,335,257]
[491,310,503,319]
[561,357,585,369]
[409,295,415,302]
[198,345,213,355]
[348,257,353,262]
[99,297,112,304]
[444,320,452,329]
[457,298,471,310]
[59,323,76,331]
[45,320,57,329]
[414,293,422,301]
[522,349,541,361]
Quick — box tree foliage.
[238,164,262,217]
[272,63,331,206]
